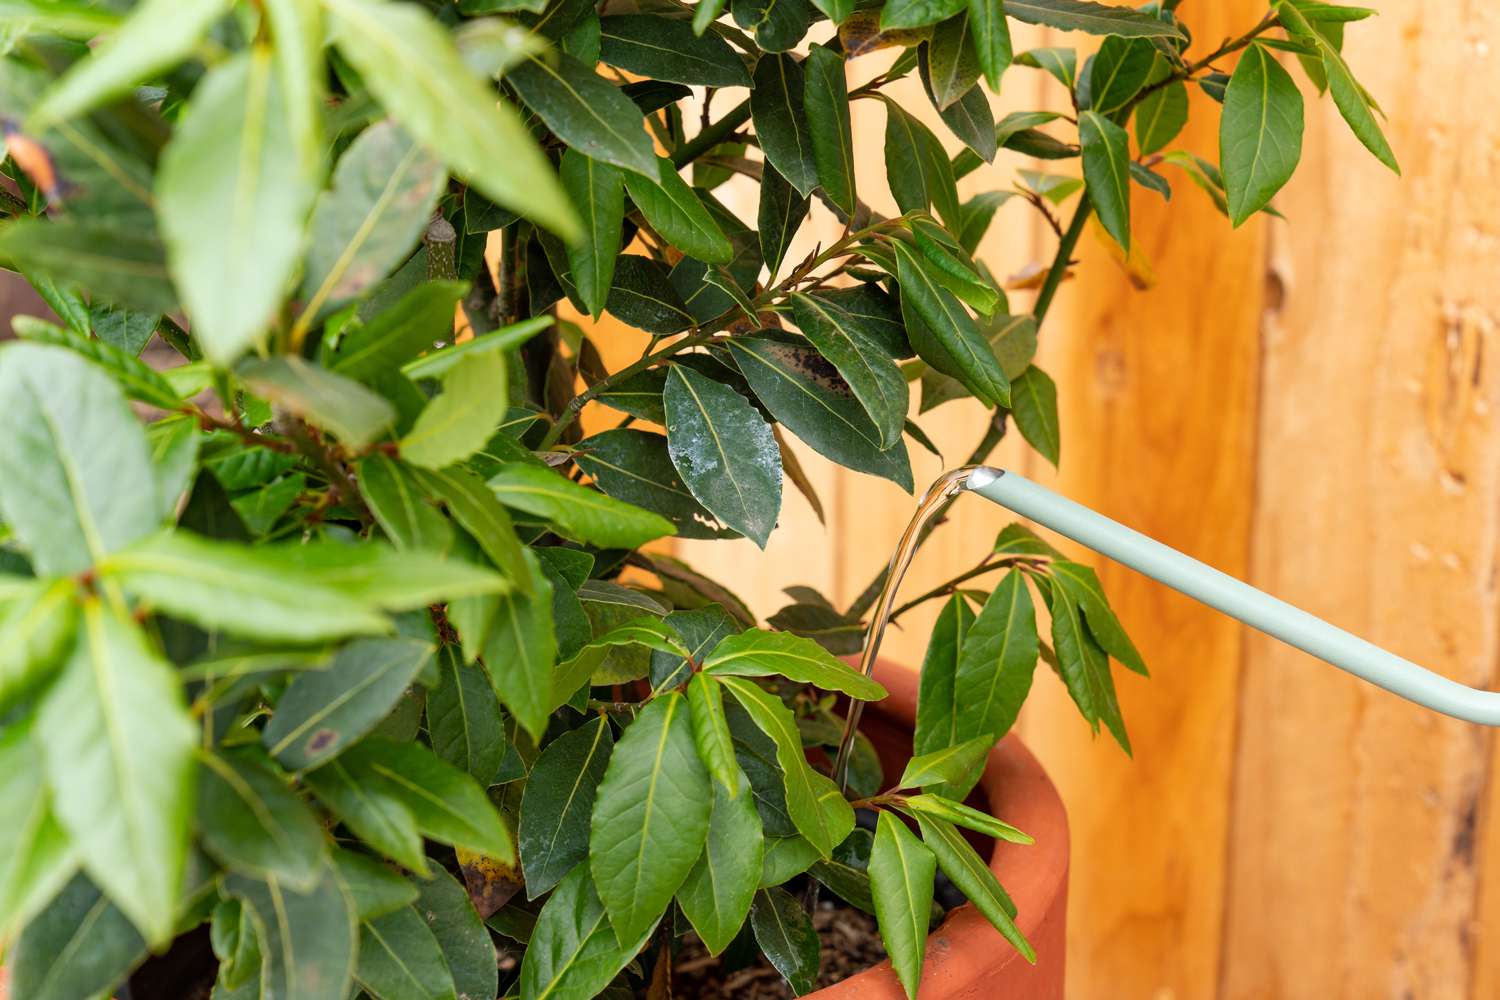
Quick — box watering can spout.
[960,466,1500,726]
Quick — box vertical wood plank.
[1223,6,1500,997]
[1009,3,1266,995]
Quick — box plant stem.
[1031,194,1091,324]
[670,100,751,168]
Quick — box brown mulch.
[666,901,886,999]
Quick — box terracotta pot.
[811,661,1069,1000]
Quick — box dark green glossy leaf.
[1046,578,1130,753]
[967,0,1011,90]
[1135,79,1188,154]
[623,156,734,264]
[414,868,498,1000]
[1220,42,1304,226]
[600,15,751,86]
[561,150,624,318]
[605,255,695,334]
[590,692,712,942]
[732,0,810,51]
[880,0,964,30]
[926,16,981,110]
[427,645,509,783]
[750,53,817,197]
[11,874,146,1000]
[519,863,659,1000]
[1047,560,1147,675]
[1005,0,1185,38]
[921,49,995,161]
[1279,2,1397,173]
[198,749,328,890]
[333,849,418,920]
[305,758,429,874]
[884,99,961,230]
[1079,110,1130,248]
[480,548,557,739]
[789,292,908,448]
[357,904,457,1000]
[664,363,783,548]
[519,715,614,898]
[1087,35,1153,113]
[804,44,856,218]
[750,887,819,995]
[870,812,936,999]
[575,429,727,540]
[224,862,359,1000]
[1010,365,1060,465]
[758,163,810,282]
[508,53,657,176]
[891,239,1009,408]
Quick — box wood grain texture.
[1223,5,1500,997]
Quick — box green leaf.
[687,672,741,795]
[898,735,993,790]
[750,887,820,995]
[574,429,726,540]
[263,637,435,770]
[0,577,76,713]
[13,316,179,409]
[358,454,455,554]
[357,904,457,1000]
[928,74,997,162]
[600,15,751,86]
[400,350,508,469]
[1047,560,1146,675]
[891,239,1009,408]
[883,99,961,232]
[479,548,557,739]
[27,0,232,127]
[100,532,391,642]
[508,53,658,177]
[427,645,508,783]
[761,834,821,886]
[733,0,811,53]
[0,721,77,947]
[726,336,913,492]
[804,44,856,218]
[719,676,854,857]
[1047,578,1130,753]
[415,867,498,1000]
[951,570,1037,772]
[966,0,1011,90]
[488,461,676,549]
[788,292,908,449]
[704,627,888,700]
[605,255,695,334]
[264,0,325,178]
[1079,110,1130,248]
[910,221,998,316]
[750,53,818,197]
[1279,1,1398,173]
[414,465,533,590]
[664,363,783,548]
[0,1,123,38]
[677,769,764,955]
[341,738,516,862]
[927,16,982,110]
[91,304,160,356]
[0,221,175,314]
[1088,35,1153,113]
[301,121,446,317]
[198,749,328,891]
[156,49,312,364]
[870,811,937,999]
[402,316,552,382]
[238,356,395,448]
[903,793,1032,844]
[224,862,359,1000]
[11,874,146,1000]
[759,163,811,282]
[650,604,739,690]
[519,863,660,1000]
[880,0,964,30]
[1010,365,1061,465]
[560,150,624,318]
[519,715,613,898]
[326,0,579,239]
[0,342,160,575]
[333,849,418,920]
[1135,79,1188,155]
[590,691,712,943]
[1005,0,1184,38]
[328,280,469,382]
[1220,42,1305,226]
[912,593,975,757]
[37,603,194,947]
[305,759,429,874]
[910,811,1033,961]
[623,155,734,264]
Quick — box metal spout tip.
[964,465,1004,491]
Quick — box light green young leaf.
[507,53,659,178]
[198,750,328,892]
[677,769,763,955]
[870,811,937,999]
[330,280,469,382]
[664,363,783,548]
[519,863,660,1000]
[967,0,1012,90]
[401,350,509,469]
[704,627,888,701]
[37,602,195,947]
[263,637,435,770]
[1079,110,1130,248]
[239,356,395,448]
[897,735,993,790]
[13,316,179,410]
[951,571,1038,777]
[687,672,742,797]
[623,156,734,264]
[750,887,820,994]
[719,676,854,857]
[1221,42,1305,226]
[326,0,579,239]
[302,121,448,318]
[488,461,677,549]
[520,715,614,898]
[590,692,712,942]
[0,1,122,39]
[804,44,856,218]
[412,465,533,590]
[0,342,160,576]
[0,722,78,948]
[1278,1,1398,173]
[264,0,326,178]
[912,593,975,757]
[401,316,551,381]
[27,0,233,128]
[910,811,1034,961]
[561,150,625,318]
[157,49,313,364]
[903,793,1033,844]
[1047,560,1147,675]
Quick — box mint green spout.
[964,466,1500,726]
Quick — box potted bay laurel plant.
[0,0,1393,996]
